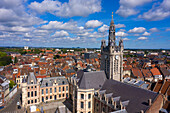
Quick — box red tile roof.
[160,81,170,95]
[153,80,164,93]
[132,68,143,78]
[141,69,152,78]
[150,68,161,76]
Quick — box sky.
[0,0,170,49]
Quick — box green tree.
[9,80,16,89]
[0,52,12,66]
[14,57,18,63]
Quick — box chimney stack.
[148,99,152,106]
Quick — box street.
[0,89,25,113]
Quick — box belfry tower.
[100,12,124,81]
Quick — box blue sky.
[0,0,170,49]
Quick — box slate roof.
[40,76,68,88]
[77,71,106,89]
[100,79,159,113]
[27,72,37,84]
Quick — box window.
[46,89,48,94]
[63,87,65,91]
[55,87,56,92]
[46,83,48,86]
[88,94,91,99]
[59,87,61,92]
[54,95,57,100]
[31,86,33,89]
[31,100,33,103]
[66,86,68,91]
[31,91,33,97]
[63,94,65,97]
[35,86,36,88]
[81,102,84,109]
[88,112,91,113]
[35,91,37,96]
[35,99,37,103]
[42,89,44,94]
[28,100,30,104]
[50,88,52,93]
[28,92,30,97]
[50,96,52,99]
[103,107,105,112]
[59,94,61,98]
[28,86,29,89]
[88,102,91,108]
[81,94,84,99]
[46,96,48,100]
[42,97,44,102]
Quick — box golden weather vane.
[112,12,113,20]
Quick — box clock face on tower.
[116,55,119,59]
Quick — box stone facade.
[21,72,69,107]
[100,15,123,81]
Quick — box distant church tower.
[100,12,124,81]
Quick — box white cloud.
[128,27,146,33]
[98,24,109,32]
[116,6,139,17]
[115,24,126,28]
[118,29,126,32]
[29,0,101,17]
[138,37,148,40]
[0,0,44,27]
[41,21,77,31]
[143,31,150,36]
[77,31,105,38]
[52,30,69,37]
[149,27,159,32]
[116,0,152,17]
[23,39,30,41]
[123,38,130,40]
[116,31,128,37]
[139,0,170,21]
[85,20,103,28]
[134,34,140,36]
[165,28,170,31]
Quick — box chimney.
[148,99,152,106]
[140,110,144,113]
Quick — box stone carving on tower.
[100,12,124,81]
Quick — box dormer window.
[46,83,48,86]
[31,80,33,84]
[102,95,105,100]
[62,81,65,84]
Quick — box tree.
[14,57,18,63]
[9,80,16,89]
[0,52,12,66]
